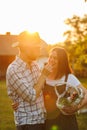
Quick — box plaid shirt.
[6,56,46,126]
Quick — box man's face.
[20,41,41,61]
[18,31,42,61]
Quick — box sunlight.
[0,0,87,44]
[25,17,68,44]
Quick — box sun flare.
[0,0,87,44]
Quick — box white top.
[46,74,83,115]
[46,74,81,88]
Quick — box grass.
[76,77,87,130]
[78,78,87,88]
[0,80,15,130]
[0,78,87,130]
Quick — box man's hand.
[12,102,19,111]
[42,63,53,77]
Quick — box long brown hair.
[50,47,72,79]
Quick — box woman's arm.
[61,84,87,115]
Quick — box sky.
[0,0,87,44]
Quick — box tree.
[63,15,87,77]
[64,14,87,44]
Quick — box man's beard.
[27,55,36,62]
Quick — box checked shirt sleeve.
[6,67,36,102]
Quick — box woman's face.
[48,51,58,69]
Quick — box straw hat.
[12,30,41,48]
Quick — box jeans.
[16,123,45,130]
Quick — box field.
[0,80,15,130]
[0,79,87,130]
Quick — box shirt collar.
[16,56,27,68]
[15,56,37,68]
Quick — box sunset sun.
[0,0,87,44]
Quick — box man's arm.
[6,63,52,102]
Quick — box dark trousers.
[16,123,45,130]
[45,113,79,130]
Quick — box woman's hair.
[50,47,72,78]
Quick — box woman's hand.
[12,102,19,111]
[61,105,78,115]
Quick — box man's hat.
[12,30,41,48]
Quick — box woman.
[12,47,87,130]
[43,47,87,130]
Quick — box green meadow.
[0,79,87,130]
[0,80,15,130]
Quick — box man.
[6,31,52,130]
